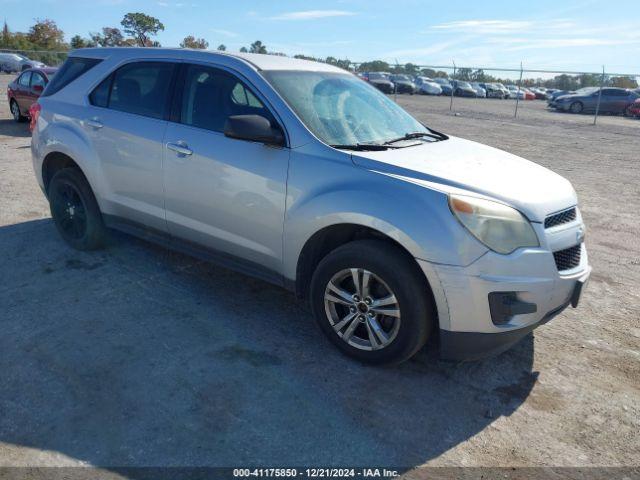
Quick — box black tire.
[569,101,583,114]
[48,168,106,250]
[10,100,27,123]
[310,239,435,365]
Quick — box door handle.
[85,118,103,129]
[166,141,193,156]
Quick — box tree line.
[1,13,637,89]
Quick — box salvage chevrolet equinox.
[31,49,591,364]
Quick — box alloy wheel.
[324,268,401,351]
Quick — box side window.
[89,75,112,108]
[18,72,31,87]
[180,64,272,132]
[107,62,175,119]
[42,57,102,97]
[31,72,46,89]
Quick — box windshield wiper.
[330,143,393,151]
[383,129,449,145]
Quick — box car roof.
[69,47,347,73]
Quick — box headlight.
[449,195,539,254]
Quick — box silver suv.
[31,49,591,364]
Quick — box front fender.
[283,159,487,281]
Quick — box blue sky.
[1,0,639,74]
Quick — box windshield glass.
[392,75,410,81]
[263,70,429,146]
[368,72,385,80]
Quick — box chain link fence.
[2,48,638,125]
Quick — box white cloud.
[430,20,533,34]
[270,10,356,21]
[427,19,576,35]
[210,29,238,38]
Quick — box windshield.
[263,70,429,146]
[575,87,598,95]
[458,82,472,88]
[368,72,385,80]
[392,75,410,81]
[434,78,449,84]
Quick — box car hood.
[351,136,576,222]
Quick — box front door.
[163,64,289,277]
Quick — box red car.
[626,98,640,118]
[524,89,536,100]
[7,67,57,123]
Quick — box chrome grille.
[553,244,581,271]
[545,207,577,229]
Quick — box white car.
[470,82,487,98]
[415,76,442,95]
[0,53,46,73]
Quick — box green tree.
[404,63,419,76]
[239,46,248,53]
[90,27,132,47]
[609,76,638,88]
[357,60,390,72]
[1,20,10,48]
[28,19,65,49]
[121,12,164,47]
[70,35,96,49]
[180,35,208,49]
[249,40,267,54]
[217,44,227,51]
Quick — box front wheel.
[569,101,583,114]
[310,240,434,365]
[48,168,107,250]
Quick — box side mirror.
[224,115,284,146]
[32,84,44,94]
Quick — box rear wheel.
[10,100,26,123]
[569,101,583,114]
[310,240,434,365]
[48,168,107,250]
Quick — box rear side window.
[90,62,175,120]
[42,57,102,97]
[31,72,46,89]
[18,72,32,87]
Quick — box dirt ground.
[0,73,639,474]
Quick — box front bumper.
[416,223,591,361]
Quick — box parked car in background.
[0,53,47,73]
[552,87,640,114]
[470,82,486,98]
[32,48,591,364]
[434,77,453,96]
[529,87,548,100]
[524,89,536,100]
[452,80,477,97]
[626,98,640,117]
[390,74,416,94]
[414,76,442,95]
[7,67,57,122]
[482,83,506,99]
[366,72,394,94]
[495,83,511,98]
[547,89,576,107]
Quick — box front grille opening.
[553,244,581,271]
[545,207,577,229]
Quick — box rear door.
[15,71,32,111]
[85,60,178,232]
[162,63,289,276]
[27,71,47,109]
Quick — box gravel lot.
[1,73,639,474]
